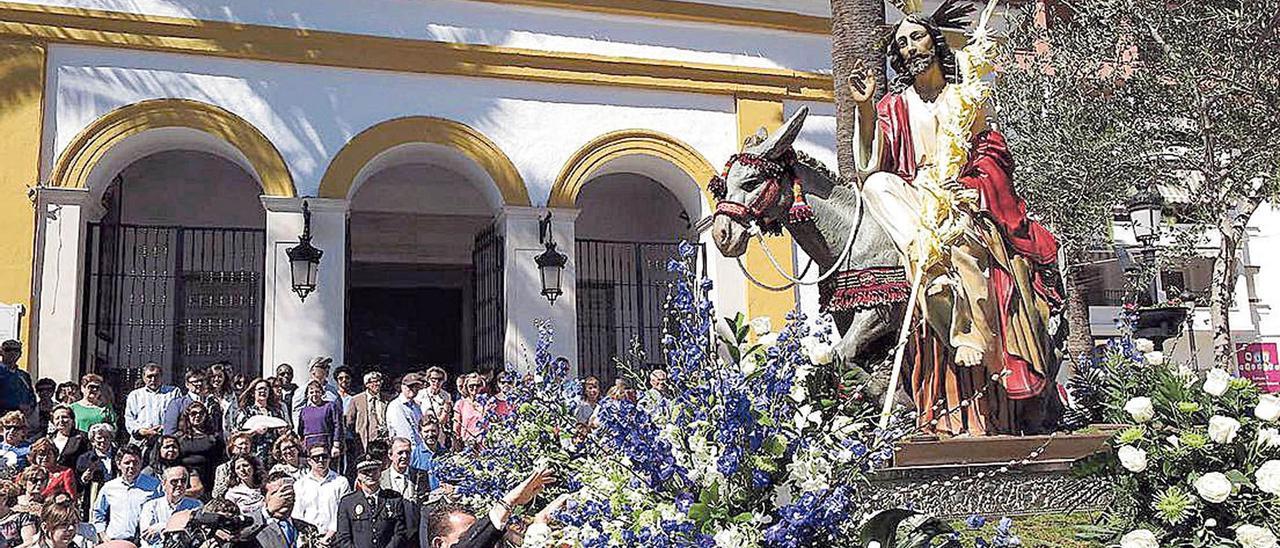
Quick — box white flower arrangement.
[1194,472,1234,503]
[1204,368,1233,397]
[1134,339,1156,354]
[1124,396,1155,423]
[749,316,772,337]
[1119,529,1160,548]
[1209,415,1242,444]
[1257,395,1280,422]
[1143,351,1165,366]
[1236,524,1280,548]
[1256,460,1280,496]
[1117,445,1148,473]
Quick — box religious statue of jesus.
[849,4,1065,436]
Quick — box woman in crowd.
[142,436,181,478]
[48,406,88,469]
[0,480,23,548]
[0,412,30,475]
[269,433,304,477]
[417,367,453,436]
[176,401,223,497]
[207,363,238,430]
[27,439,74,498]
[211,432,253,499]
[454,374,486,446]
[494,372,516,417]
[54,383,79,406]
[223,454,265,514]
[69,375,115,434]
[31,498,82,548]
[73,423,116,518]
[296,381,343,459]
[574,376,601,429]
[231,378,288,464]
[12,468,46,545]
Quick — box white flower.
[1117,445,1148,473]
[1124,397,1155,423]
[714,525,753,548]
[1209,415,1242,444]
[1134,338,1156,353]
[1237,524,1280,548]
[757,333,779,347]
[1143,351,1165,366]
[1256,460,1280,495]
[1204,368,1232,397]
[1119,529,1159,548]
[1258,395,1280,422]
[750,316,772,336]
[522,522,554,547]
[1167,435,1181,449]
[771,483,793,508]
[793,404,822,430]
[1194,472,1233,503]
[739,356,758,376]
[805,341,835,366]
[788,382,808,403]
[1260,428,1280,449]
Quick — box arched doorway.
[345,157,500,383]
[81,150,268,392]
[573,172,696,385]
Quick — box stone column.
[500,206,580,375]
[30,187,93,382]
[261,197,348,377]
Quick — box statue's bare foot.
[955,346,983,367]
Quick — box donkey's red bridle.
[709,150,796,235]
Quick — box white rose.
[1256,460,1280,495]
[1143,351,1165,366]
[1237,524,1280,548]
[1204,368,1232,397]
[788,382,807,403]
[1194,472,1233,503]
[806,341,835,366]
[739,356,758,376]
[750,316,772,336]
[1209,415,1242,444]
[1124,397,1155,423]
[1260,428,1280,449]
[1120,529,1159,548]
[1258,395,1280,422]
[757,333,779,347]
[1134,338,1156,353]
[1117,445,1148,473]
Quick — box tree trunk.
[831,0,886,176]
[1210,227,1242,371]
[1062,254,1094,370]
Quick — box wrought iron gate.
[473,223,505,372]
[81,223,265,398]
[574,240,701,385]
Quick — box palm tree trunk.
[831,0,886,176]
[1062,253,1094,371]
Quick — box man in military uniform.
[336,450,410,548]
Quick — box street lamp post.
[286,200,324,302]
[535,212,568,305]
[1126,185,1165,304]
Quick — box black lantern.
[286,200,324,302]
[1126,184,1165,246]
[535,212,568,304]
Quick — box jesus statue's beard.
[904,53,935,77]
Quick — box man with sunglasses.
[125,363,179,446]
[294,441,351,546]
[162,367,224,436]
[0,340,35,421]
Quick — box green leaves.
[854,509,963,548]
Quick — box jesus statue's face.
[894,20,936,77]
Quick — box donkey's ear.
[760,106,808,159]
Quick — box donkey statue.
[709,106,907,390]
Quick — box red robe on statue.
[874,92,1064,433]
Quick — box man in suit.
[345,372,387,455]
[337,451,410,548]
[254,470,323,548]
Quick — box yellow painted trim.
[736,97,797,321]
[51,98,296,197]
[0,2,833,102]
[548,130,717,209]
[472,0,828,34]
[319,117,530,206]
[0,38,43,368]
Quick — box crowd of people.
[0,339,676,548]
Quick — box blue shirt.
[92,473,161,540]
[125,385,180,437]
[0,366,34,413]
[0,441,30,469]
[410,443,441,491]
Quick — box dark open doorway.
[345,263,471,384]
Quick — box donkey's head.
[710,107,808,257]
